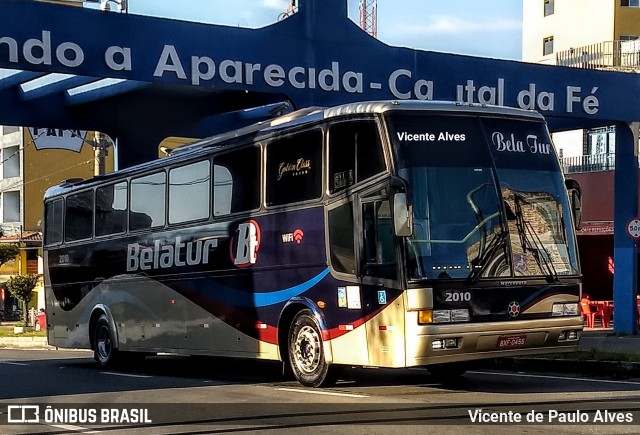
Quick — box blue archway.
[0,0,637,333]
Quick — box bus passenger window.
[65,190,93,242]
[213,147,260,216]
[328,201,356,275]
[329,121,385,194]
[45,199,63,245]
[130,172,166,230]
[169,160,210,223]
[96,182,127,236]
[266,130,322,206]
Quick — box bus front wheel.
[288,310,337,387]
[94,314,119,367]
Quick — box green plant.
[6,274,39,325]
[14,321,26,327]
[0,243,19,267]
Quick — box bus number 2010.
[444,291,471,302]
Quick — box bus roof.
[44,100,545,199]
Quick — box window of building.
[45,199,63,245]
[328,120,386,194]
[65,190,93,242]
[2,190,20,223]
[2,146,20,178]
[543,36,554,55]
[130,172,166,230]
[1,126,19,135]
[169,160,210,224]
[213,147,260,216]
[622,0,640,7]
[620,35,640,41]
[544,0,554,16]
[26,249,37,261]
[96,181,128,236]
[266,130,323,206]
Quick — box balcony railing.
[556,40,640,71]
[562,153,615,174]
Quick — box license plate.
[498,334,527,348]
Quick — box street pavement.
[1,327,639,377]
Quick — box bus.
[43,100,583,387]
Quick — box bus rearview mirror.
[393,192,413,237]
[565,179,582,231]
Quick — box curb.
[490,357,640,377]
[0,336,52,349]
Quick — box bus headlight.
[558,329,580,341]
[431,337,461,350]
[552,303,579,316]
[418,309,470,324]
[451,309,470,322]
[433,310,451,323]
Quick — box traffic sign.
[627,218,640,239]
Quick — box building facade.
[0,126,114,315]
[523,0,640,66]
[522,0,640,300]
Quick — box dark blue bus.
[43,100,583,387]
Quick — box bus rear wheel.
[94,314,119,368]
[288,310,337,387]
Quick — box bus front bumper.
[406,316,583,367]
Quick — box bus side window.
[96,181,127,236]
[65,190,94,242]
[169,160,211,224]
[213,147,260,216]
[266,130,322,206]
[329,120,385,194]
[362,199,397,280]
[327,201,356,275]
[45,199,64,245]
[130,172,166,230]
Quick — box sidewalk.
[495,327,640,377]
[579,327,640,355]
[0,335,50,349]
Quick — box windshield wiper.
[466,228,507,284]
[513,194,559,283]
[465,183,508,284]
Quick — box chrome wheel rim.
[293,325,321,374]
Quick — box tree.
[0,243,20,268]
[6,274,39,325]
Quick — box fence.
[556,40,640,71]
[561,153,616,174]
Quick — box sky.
[119,0,523,60]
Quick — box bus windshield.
[387,112,579,281]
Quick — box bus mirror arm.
[389,176,410,198]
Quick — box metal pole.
[94,132,108,176]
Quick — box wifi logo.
[293,229,304,244]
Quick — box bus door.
[356,187,406,367]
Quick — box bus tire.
[94,314,119,368]
[426,362,468,378]
[288,309,337,387]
